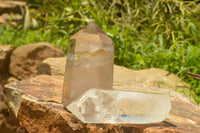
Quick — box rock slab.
[38,57,66,76]
[9,42,64,79]
[0,1,26,26]
[5,75,200,133]
[0,45,14,73]
[38,57,189,91]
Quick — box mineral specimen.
[67,88,171,124]
[63,22,171,124]
[62,22,114,106]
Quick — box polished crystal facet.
[62,22,114,106]
[67,88,171,124]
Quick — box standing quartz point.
[62,22,114,106]
[67,88,171,124]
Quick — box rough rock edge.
[6,86,184,133]
[5,75,199,133]
[5,86,22,117]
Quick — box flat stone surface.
[5,75,200,133]
[38,57,66,76]
[114,65,190,92]
[38,57,190,92]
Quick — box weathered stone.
[144,127,185,133]
[0,45,14,72]
[5,75,200,133]
[9,42,64,79]
[0,84,7,128]
[0,1,26,14]
[0,1,26,26]
[0,83,26,133]
[38,57,66,76]
[0,15,8,25]
[114,65,190,91]
[38,57,189,92]
[0,13,22,26]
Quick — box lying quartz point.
[67,88,171,124]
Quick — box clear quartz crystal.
[67,88,171,124]
[62,22,114,106]
[63,22,171,124]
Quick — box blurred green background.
[1,0,200,104]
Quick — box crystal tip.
[83,22,105,34]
